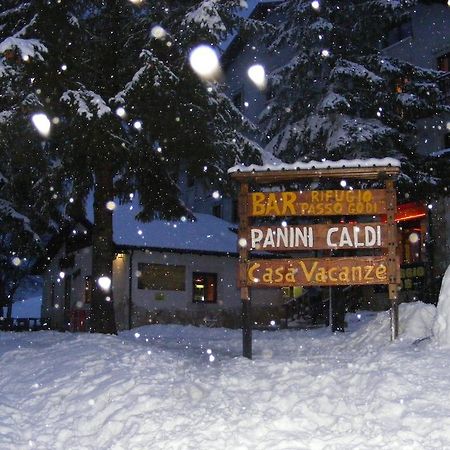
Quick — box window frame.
[137,263,186,291]
[192,272,218,303]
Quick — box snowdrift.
[433,264,450,346]
[2,302,450,449]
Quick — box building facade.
[41,208,285,331]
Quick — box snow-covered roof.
[228,157,401,174]
[429,148,450,158]
[111,202,238,255]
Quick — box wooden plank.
[243,223,388,251]
[385,179,399,300]
[246,256,389,287]
[385,178,399,340]
[248,189,387,217]
[230,166,400,184]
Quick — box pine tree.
[0,1,63,317]
[262,0,447,194]
[0,0,261,332]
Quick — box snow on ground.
[1,303,450,450]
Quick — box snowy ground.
[1,303,450,450]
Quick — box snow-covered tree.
[262,0,447,192]
[0,0,261,333]
[0,2,63,317]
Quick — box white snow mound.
[350,302,435,348]
[433,264,450,346]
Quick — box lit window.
[437,52,450,72]
[193,273,217,303]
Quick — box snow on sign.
[249,189,387,216]
[230,159,401,358]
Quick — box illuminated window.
[437,52,450,72]
[399,224,422,264]
[193,273,217,303]
[138,263,186,291]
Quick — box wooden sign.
[246,256,388,287]
[249,189,387,217]
[231,163,401,358]
[243,223,387,251]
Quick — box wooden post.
[385,178,399,340]
[238,182,252,359]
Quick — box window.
[193,273,217,303]
[138,263,185,291]
[437,52,450,72]
[445,132,450,149]
[437,53,450,103]
[399,224,422,264]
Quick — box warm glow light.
[247,64,267,89]
[32,113,51,137]
[395,213,426,223]
[189,45,220,79]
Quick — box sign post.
[238,182,252,359]
[231,160,401,359]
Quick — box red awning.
[395,202,427,223]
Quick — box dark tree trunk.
[6,301,12,320]
[89,161,117,334]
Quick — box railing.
[0,317,51,331]
[283,289,330,329]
